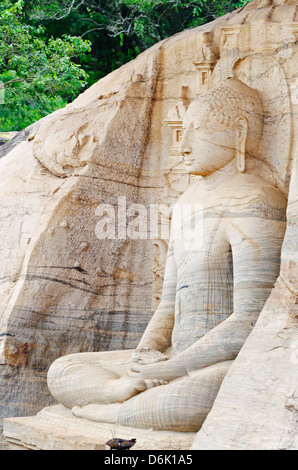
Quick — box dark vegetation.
[0,0,251,131]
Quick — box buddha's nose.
[179,133,192,155]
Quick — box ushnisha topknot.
[191,78,264,154]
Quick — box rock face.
[0,52,162,438]
[1,0,298,450]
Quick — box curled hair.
[193,78,264,154]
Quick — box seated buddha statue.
[47,78,287,432]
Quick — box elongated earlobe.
[236,118,248,173]
[236,149,245,173]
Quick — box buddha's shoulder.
[174,174,287,213]
[224,174,287,210]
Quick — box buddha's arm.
[133,312,259,379]
[135,214,286,379]
[132,241,177,361]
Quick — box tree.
[26,1,251,46]
[1,0,251,131]
[0,0,91,131]
[23,0,251,83]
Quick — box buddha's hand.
[131,348,169,365]
[129,359,185,382]
[130,353,188,381]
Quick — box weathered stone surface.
[1,0,298,450]
[4,404,195,450]
[0,46,162,436]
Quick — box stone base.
[3,405,196,450]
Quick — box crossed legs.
[72,360,232,432]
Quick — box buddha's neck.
[200,157,239,192]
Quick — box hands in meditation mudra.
[47,78,287,432]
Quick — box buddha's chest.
[171,216,234,353]
[172,214,231,280]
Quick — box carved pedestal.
[3,405,196,450]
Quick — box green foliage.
[23,0,251,83]
[0,0,252,131]
[0,0,91,131]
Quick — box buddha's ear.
[236,117,248,173]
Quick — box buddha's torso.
[169,173,287,354]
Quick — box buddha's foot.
[91,376,168,404]
[72,375,167,424]
[72,403,121,423]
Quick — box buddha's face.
[180,101,238,176]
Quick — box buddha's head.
[180,78,263,176]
